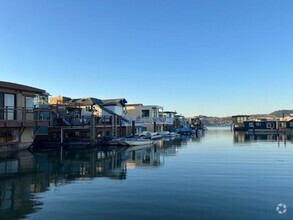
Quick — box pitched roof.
[0,81,45,94]
[68,97,103,106]
[102,98,128,107]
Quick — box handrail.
[0,107,51,124]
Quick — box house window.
[290,122,293,127]
[26,97,34,113]
[266,123,273,128]
[249,123,254,127]
[142,110,150,117]
[0,93,16,120]
[256,123,261,126]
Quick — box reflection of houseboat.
[34,147,128,180]
[125,145,162,168]
[233,131,292,144]
[0,150,48,219]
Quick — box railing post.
[38,108,40,125]
[22,107,25,125]
[5,106,8,121]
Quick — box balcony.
[0,107,51,128]
[124,116,174,125]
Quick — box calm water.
[1,127,293,220]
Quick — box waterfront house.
[34,96,131,147]
[278,115,293,131]
[126,104,164,133]
[243,119,278,132]
[231,115,250,131]
[191,117,206,130]
[159,111,177,131]
[99,98,129,137]
[0,81,49,150]
[174,114,190,129]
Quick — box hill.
[269,110,293,118]
[198,109,293,126]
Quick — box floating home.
[34,97,131,148]
[231,115,250,131]
[126,104,165,133]
[232,114,293,133]
[0,81,50,151]
[243,119,278,132]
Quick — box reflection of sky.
[2,128,293,220]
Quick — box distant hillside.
[198,109,293,126]
[196,116,232,126]
[270,110,293,118]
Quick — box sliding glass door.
[0,93,16,120]
[5,94,15,120]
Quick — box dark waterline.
[1,127,293,220]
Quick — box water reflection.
[234,131,293,146]
[0,138,193,219]
[0,151,44,220]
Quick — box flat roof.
[231,115,250,118]
[161,111,177,114]
[126,104,143,106]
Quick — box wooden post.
[61,128,63,144]
[119,118,122,137]
[90,114,96,146]
[132,120,136,137]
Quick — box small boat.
[120,138,154,146]
[102,137,126,146]
[159,131,179,138]
[140,132,162,140]
[176,127,194,135]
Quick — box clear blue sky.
[0,0,292,117]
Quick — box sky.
[0,0,292,117]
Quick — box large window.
[26,96,34,112]
[142,110,150,117]
[0,93,16,120]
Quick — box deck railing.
[0,107,52,127]
[124,116,174,125]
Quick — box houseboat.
[231,115,250,131]
[243,119,278,132]
[0,81,50,151]
[33,97,132,149]
[242,116,293,133]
